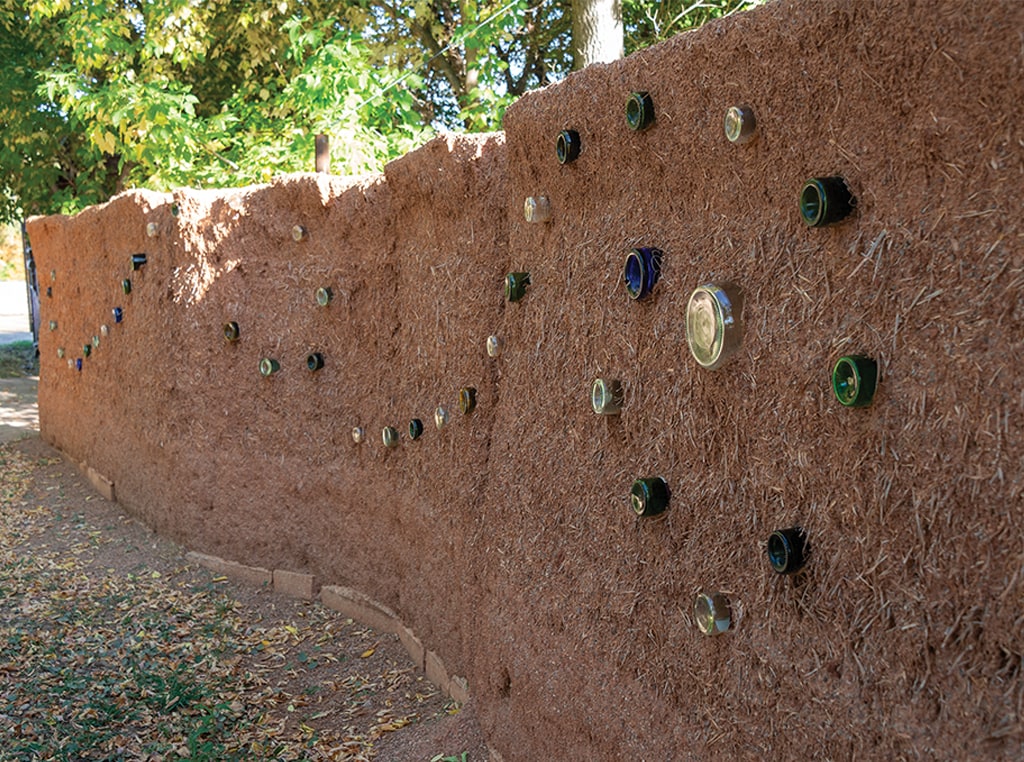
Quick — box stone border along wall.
[26,1,1024,759]
[182,550,473,706]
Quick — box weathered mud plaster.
[27,1,1024,758]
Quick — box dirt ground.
[0,375,38,445]
[0,339,38,445]
[0,370,490,760]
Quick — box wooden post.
[315,134,330,174]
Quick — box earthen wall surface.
[27,1,1024,758]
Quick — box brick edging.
[67,462,475,708]
[184,551,471,705]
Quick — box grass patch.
[0,340,37,378]
[0,546,260,760]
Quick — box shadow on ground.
[0,360,488,760]
[0,375,38,444]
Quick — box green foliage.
[278,17,430,174]
[0,0,763,224]
[624,0,767,51]
[1,0,435,223]
[0,523,264,760]
[0,341,36,378]
[0,224,24,280]
[337,0,572,131]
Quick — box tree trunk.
[572,0,623,70]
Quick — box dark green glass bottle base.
[630,477,669,517]
[832,355,877,407]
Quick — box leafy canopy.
[0,0,761,224]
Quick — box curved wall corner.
[26,2,1024,759]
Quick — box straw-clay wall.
[26,1,1024,758]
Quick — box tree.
[0,0,433,223]
[572,0,624,70]
[0,0,763,225]
[623,0,764,52]
[352,0,572,129]
[0,0,122,222]
[0,0,576,223]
